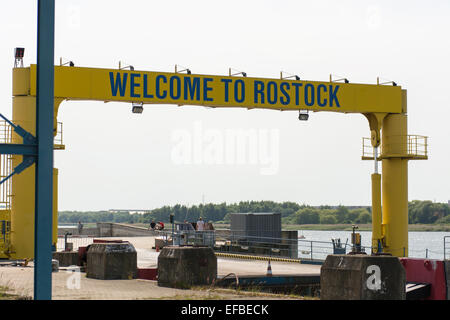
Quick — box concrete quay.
[57,236,321,277]
[0,236,320,300]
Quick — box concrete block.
[158,246,217,289]
[53,251,79,267]
[320,254,406,300]
[86,242,137,280]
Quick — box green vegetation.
[59,200,450,230]
[408,200,450,224]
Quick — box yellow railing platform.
[362,135,428,160]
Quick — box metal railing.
[0,121,12,253]
[0,121,12,211]
[156,229,216,248]
[444,236,450,260]
[214,231,373,261]
[362,137,376,159]
[54,121,64,149]
[55,231,450,262]
[0,119,64,152]
[56,235,95,251]
[407,135,428,158]
[362,135,428,160]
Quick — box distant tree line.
[408,200,450,224]
[58,211,142,224]
[282,205,373,225]
[58,200,449,225]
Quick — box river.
[297,230,450,261]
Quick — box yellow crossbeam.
[24,65,403,114]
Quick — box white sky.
[0,0,449,211]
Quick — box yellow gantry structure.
[0,64,427,259]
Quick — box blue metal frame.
[0,0,56,300]
[0,113,37,185]
[34,0,55,300]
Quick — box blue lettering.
[109,72,128,97]
[155,75,167,99]
[143,74,153,98]
[254,81,265,103]
[184,77,200,101]
[203,78,213,102]
[317,84,327,107]
[130,73,141,98]
[280,82,290,105]
[267,81,277,104]
[221,79,232,102]
[329,85,340,107]
[292,83,303,105]
[234,79,245,103]
[170,76,181,100]
[305,84,315,106]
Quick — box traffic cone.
[266,260,272,277]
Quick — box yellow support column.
[10,69,60,259]
[371,173,382,253]
[11,96,37,259]
[53,168,58,248]
[381,113,409,257]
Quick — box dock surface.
[0,236,320,299]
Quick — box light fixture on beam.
[119,61,134,71]
[59,57,75,67]
[175,64,191,74]
[280,71,300,80]
[14,47,25,68]
[298,110,309,121]
[377,77,397,86]
[132,102,144,114]
[330,74,349,83]
[229,68,247,77]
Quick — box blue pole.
[34,0,55,300]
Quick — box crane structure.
[0,61,428,260]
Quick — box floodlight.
[330,74,350,84]
[280,71,300,81]
[229,68,247,77]
[377,77,398,87]
[119,61,134,71]
[14,47,25,59]
[175,64,191,74]
[14,47,25,68]
[132,102,144,114]
[298,110,309,121]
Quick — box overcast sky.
[0,0,449,211]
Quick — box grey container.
[230,212,281,244]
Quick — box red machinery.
[400,258,449,300]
